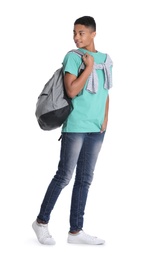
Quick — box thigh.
[86,132,105,163]
[77,132,106,177]
[59,133,85,173]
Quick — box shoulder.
[62,49,82,66]
[97,51,113,66]
[62,49,83,76]
[105,54,113,66]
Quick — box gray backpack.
[35,49,84,131]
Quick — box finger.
[83,54,87,59]
[100,128,106,133]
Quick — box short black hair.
[74,16,96,32]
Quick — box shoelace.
[41,225,52,239]
[82,231,97,241]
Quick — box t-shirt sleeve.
[62,52,82,76]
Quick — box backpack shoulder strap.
[67,49,85,72]
[68,49,84,57]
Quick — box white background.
[0,0,148,259]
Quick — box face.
[73,24,96,49]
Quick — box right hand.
[82,53,94,70]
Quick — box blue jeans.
[37,132,105,232]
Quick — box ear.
[91,31,96,39]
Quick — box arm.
[64,53,94,98]
[100,94,109,133]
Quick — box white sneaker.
[67,230,105,245]
[32,221,56,245]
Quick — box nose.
[74,34,79,41]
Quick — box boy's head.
[73,16,96,50]
[74,16,96,32]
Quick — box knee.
[54,172,72,189]
[60,177,71,188]
[76,173,94,187]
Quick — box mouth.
[75,42,82,46]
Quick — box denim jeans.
[37,132,105,232]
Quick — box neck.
[83,44,96,53]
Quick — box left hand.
[100,117,108,133]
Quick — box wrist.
[85,65,93,75]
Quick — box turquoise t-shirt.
[62,48,110,133]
